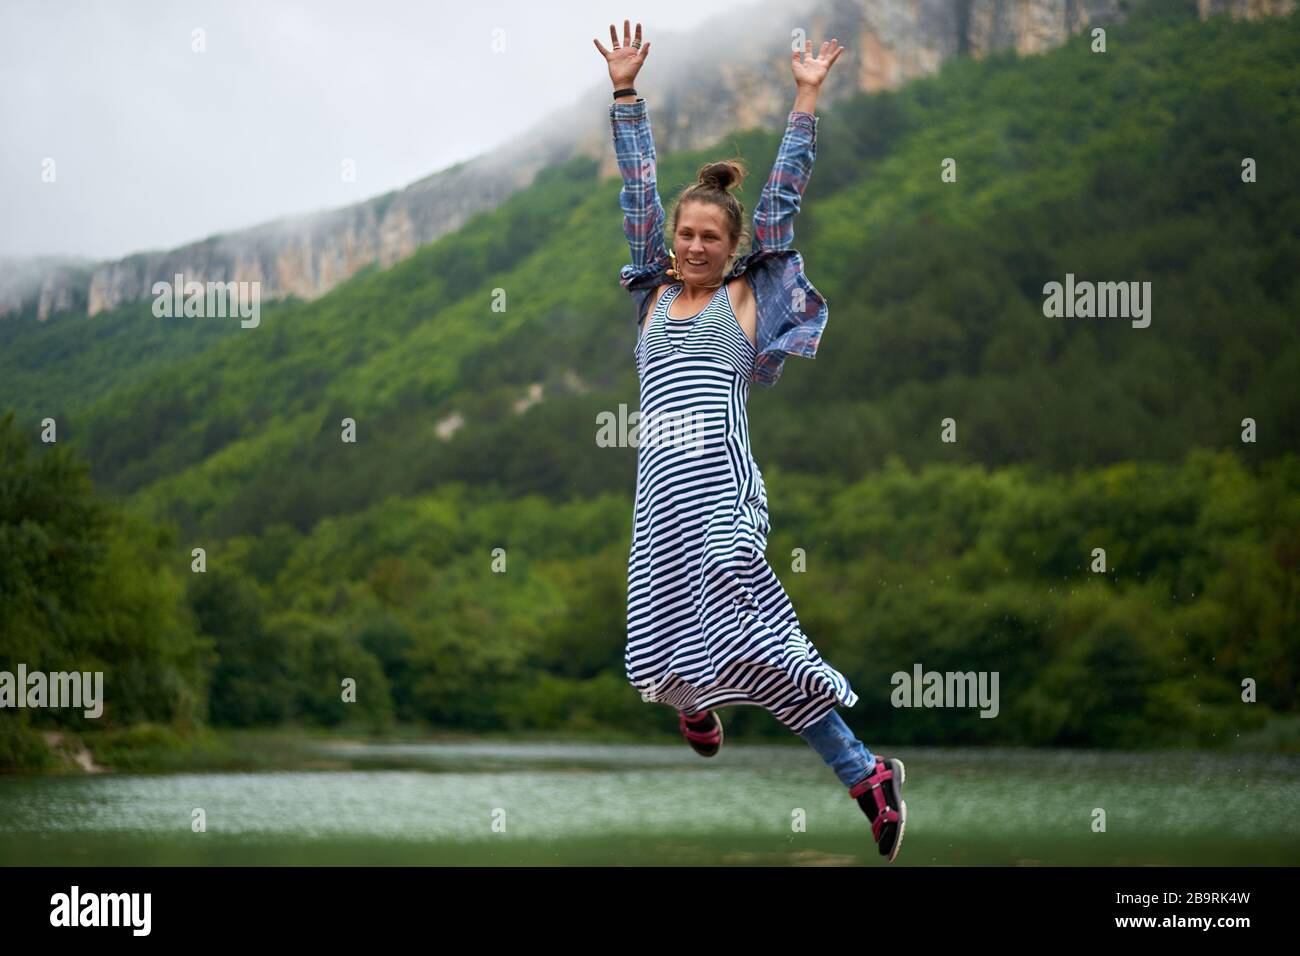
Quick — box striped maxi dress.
[625,279,858,734]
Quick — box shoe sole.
[705,711,723,757]
[888,800,907,863]
[883,758,906,863]
[687,711,723,757]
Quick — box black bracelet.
[613,87,637,100]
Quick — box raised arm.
[596,21,670,279]
[751,38,845,254]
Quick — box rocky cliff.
[2,0,1292,322]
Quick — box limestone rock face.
[3,0,1290,322]
[966,0,1126,57]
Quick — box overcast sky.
[0,0,758,262]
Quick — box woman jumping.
[595,19,907,861]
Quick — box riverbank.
[4,713,1298,776]
[2,720,669,775]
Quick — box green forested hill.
[2,2,1297,763]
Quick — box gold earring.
[666,249,681,280]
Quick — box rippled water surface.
[2,742,1297,865]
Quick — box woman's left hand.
[791,38,845,89]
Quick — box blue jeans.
[797,708,876,789]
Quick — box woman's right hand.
[593,19,651,88]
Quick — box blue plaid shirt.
[611,97,829,388]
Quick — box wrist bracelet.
[613,87,637,100]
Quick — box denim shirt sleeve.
[611,97,672,328]
[740,111,830,389]
[752,111,817,253]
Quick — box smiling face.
[673,201,739,287]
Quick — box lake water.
[2,741,1297,865]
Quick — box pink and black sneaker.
[849,755,907,862]
[678,709,723,757]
